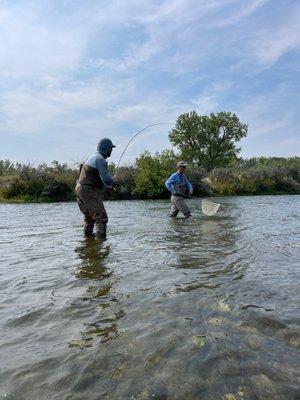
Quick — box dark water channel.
[0,196,299,399]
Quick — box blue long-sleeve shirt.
[165,172,193,196]
[85,153,115,188]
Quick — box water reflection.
[71,238,124,348]
[75,237,112,280]
[166,213,249,294]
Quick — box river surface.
[0,196,299,400]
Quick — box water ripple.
[0,196,299,399]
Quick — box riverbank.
[0,156,299,203]
[1,192,300,204]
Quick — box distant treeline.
[0,155,299,203]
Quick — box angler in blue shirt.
[165,161,193,217]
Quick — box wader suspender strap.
[177,172,187,188]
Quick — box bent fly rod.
[116,122,172,169]
[114,122,222,216]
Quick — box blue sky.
[0,0,299,165]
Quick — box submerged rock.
[289,337,300,348]
[224,394,238,400]
[250,374,277,398]
[208,317,223,326]
[191,335,206,347]
[218,301,231,312]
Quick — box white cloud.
[253,16,300,68]
[236,91,296,148]
[190,94,218,114]
[211,0,270,27]
[0,78,136,136]
[250,118,292,138]
[231,3,300,70]
[0,0,299,162]
[0,6,89,81]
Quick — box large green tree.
[169,111,248,170]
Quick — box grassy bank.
[0,157,299,203]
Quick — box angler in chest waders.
[75,138,117,239]
[165,161,193,217]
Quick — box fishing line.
[116,122,172,170]
[115,122,221,216]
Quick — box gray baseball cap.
[97,138,116,153]
[177,161,187,168]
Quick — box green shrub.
[0,156,299,202]
[40,181,75,201]
[134,150,178,199]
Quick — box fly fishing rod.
[116,122,172,169]
[114,122,221,215]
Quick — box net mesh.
[201,199,221,216]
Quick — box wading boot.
[84,222,94,237]
[95,223,107,240]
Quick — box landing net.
[201,199,221,216]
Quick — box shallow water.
[0,196,299,400]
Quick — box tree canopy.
[169,111,248,170]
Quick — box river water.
[0,196,299,400]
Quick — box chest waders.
[75,165,108,239]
